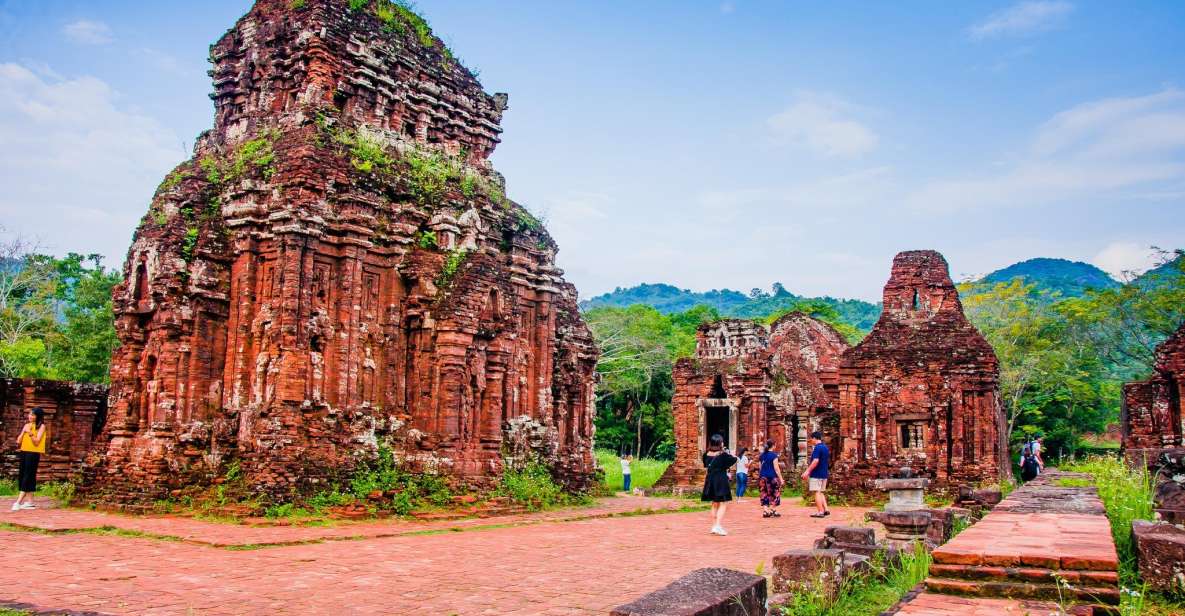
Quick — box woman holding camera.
[12,407,47,512]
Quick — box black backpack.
[1020,442,1039,481]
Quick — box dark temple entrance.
[706,406,730,450]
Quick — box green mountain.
[980,258,1119,297]
[580,283,882,331]
[580,283,750,314]
[1133,255,1184,289]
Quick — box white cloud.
[767,92,879,158]
[968,1,1073,40]
[1092,242,1161,280]
[62,19,113,45]
[720,2,736,15]
[907,89,1185,212]
[0,63,185,266]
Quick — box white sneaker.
[714,527,728,536]
[9,502,19,512]
[20,503,35,510]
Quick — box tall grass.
[0,478,16,497]
[1062,455,1154,585]
[596,450,670,492]
[779,542,931,616]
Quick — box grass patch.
[1061,456,1153,586]
[495,461,589,511]
[595,450,670,492]
[778,542,931,616]
[1060,456,1185,612]
[1055,477,1094,488]
[0,478,16,496]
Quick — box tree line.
[0,234,120,383]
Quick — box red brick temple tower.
[81,0,598,504]
[833,250,1007,492]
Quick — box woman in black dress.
[701,433,737,536]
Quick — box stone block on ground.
[610,567,766,616]
[772,548,845,596]
[1132,519,1185,594]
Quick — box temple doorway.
[705,406,730,449]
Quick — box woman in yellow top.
[12,407,47,512]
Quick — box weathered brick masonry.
[655,314,849,489]
[81,0,597,504]
[833,250,1007,492]
[1,379,108,481]
[1122,321,1185,459]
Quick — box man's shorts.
[808,478,828,492]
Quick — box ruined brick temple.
[655,314,850,489]
[1,379,108,482]
[832,250,1006,492]
[1122,321,1185,461]
[82,0,597,503]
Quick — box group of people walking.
[701,431,831,536]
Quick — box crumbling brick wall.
[81,0,597,505]
[833,250,1007,493]
[1122,322,1185,464]
[1,379,108,482]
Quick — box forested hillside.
[582,282,882,330]
[980,257,1119,297]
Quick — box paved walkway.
[1,495,694,548]
[894,594,1064,616]
[906,470,1118,613]
[0,497,867,615]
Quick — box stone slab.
[610,568,766,616]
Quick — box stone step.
[924,576,1120,605]
[929,563,1119,587]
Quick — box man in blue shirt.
[800,431,830,518]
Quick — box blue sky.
[1,1,1183,301]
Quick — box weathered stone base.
[610,568,766,616]
[1132,520,1185,594]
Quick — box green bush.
[404,148,462,203]
[0,478,17,496]
[416,230,438,250]
[334,128,392,174]
[496,461,577,511]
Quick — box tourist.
[620,454,633,493]
[800,431,830,518]
[12,407,47,512]
[734,447,750,500]
[758,439,784,518]
[1020,436,1042,482]
[701,433,737,535]
[1032,435,1045,474]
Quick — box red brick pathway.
[905,470,1119,614]
[894,593,1062,615]
[1,495,695,547]
[0,498,867,615]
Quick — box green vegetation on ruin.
[436,248,469,287]
[778,542,933,616]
